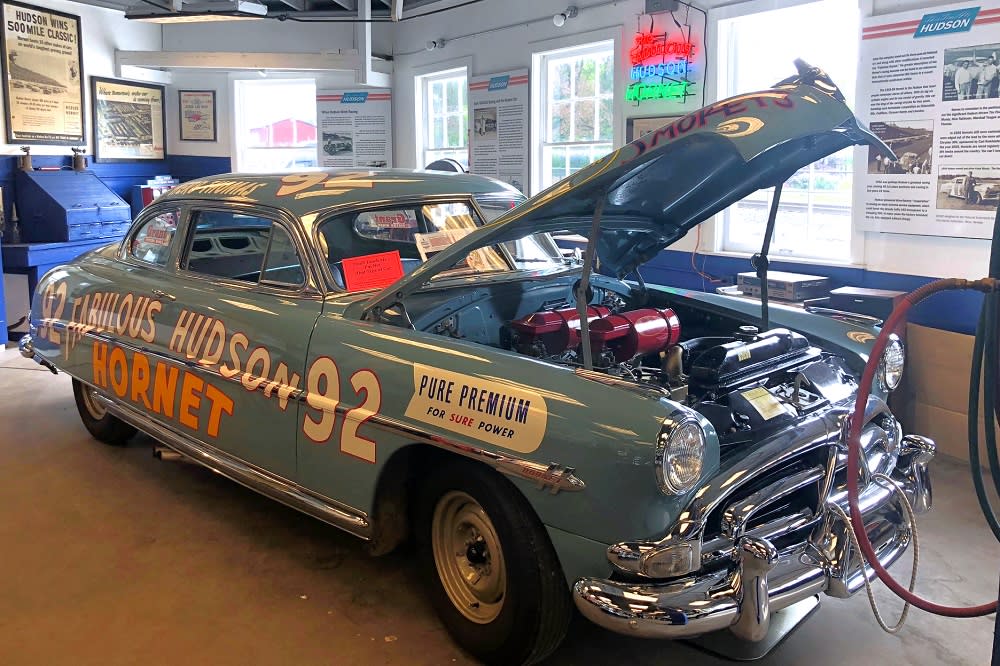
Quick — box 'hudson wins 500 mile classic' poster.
[1,0,84,145]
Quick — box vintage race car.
[941,175,1000,205]
[22,64,934,665]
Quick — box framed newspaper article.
[178,89,217,142]
[0,1,85,145]
[91,76,166,162]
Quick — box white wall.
[0,0,161,156]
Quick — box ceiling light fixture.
[125,0,267,23]
[553,6,578,27]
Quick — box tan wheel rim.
[431,490,506,624]
[81,386,107,420]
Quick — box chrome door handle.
[152,289,176,301]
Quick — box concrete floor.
[1,350,998,665]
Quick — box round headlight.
[656,418,705,495]
[879,335,905,391]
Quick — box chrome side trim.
[364,412,586,494]
[93,391,371,539]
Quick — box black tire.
[416,460,572,665]
[72,379,136,446]
[970,191,982,205]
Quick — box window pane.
[236,80,317,172]
[261,224,304,286]
[598,97,613,141]
[553,63,572,100]
[446,79,459,112]
[569,148,592,172]
[130,208,179,267]
[599,54,614,94]
[575,58,596,97]
[550,102,571,142]
[185,211,273,283]
[431,82,443,114]
[446,115,461,147]
[572,99,595,141]
[433,117,445,149]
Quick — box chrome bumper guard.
[573,434,934,642]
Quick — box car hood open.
[364,65,890,316]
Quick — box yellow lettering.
[130,352,153,410]
[178,372,204,430]
[153,362,178,417]
[92,341,109,388]
[109,347,128,398]
[203,383,234,437]
[220,333,248,379]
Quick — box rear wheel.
[970,191,982,205]
[72,379,136,446]
[417,460,572,665]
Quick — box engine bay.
[412,276,857,445]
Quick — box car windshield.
[315,198,566,291]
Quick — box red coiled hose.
[846,277,998,617]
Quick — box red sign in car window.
[341,250,406,292]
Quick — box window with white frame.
[418,68,468,169]
[234,79,317,172]
[717,0,859,263]
[536,41,615,191]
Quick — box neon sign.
[626,81,692,102]
[629,33,696,62]
[623,25,698,105]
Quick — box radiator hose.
[845,203,1000,618]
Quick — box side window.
[130,208,180,267]
[261,225,305,286]
[354,209,419,243]
[183,209,303,288]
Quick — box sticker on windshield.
[405,364,548,453]
[341,250,405,292]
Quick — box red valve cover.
[510,305,610,354]
[589,307,681,363]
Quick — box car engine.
[501,301,856,444]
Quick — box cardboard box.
[901,323,999,464]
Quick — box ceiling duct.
[125,0,268,22]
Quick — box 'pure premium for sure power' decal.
[404,364,548,453]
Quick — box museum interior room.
[2,0,1000,663]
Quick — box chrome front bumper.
[573,434,934,642]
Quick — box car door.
[157,202,323,479]
[294,200,490,511]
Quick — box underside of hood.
[366,63,891,314]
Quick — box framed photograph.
[626,115,682,143]
[178,89,216,142]
[91,76,166,162]
[0,1,85,145]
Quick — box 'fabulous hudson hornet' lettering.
[404,364,548,453]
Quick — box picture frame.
[91,76,166,162]
[0,1,85,145]
[178,89,217,142]
[626,115,682,143]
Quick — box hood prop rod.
[752,180,784,332]
[576,195,607,371]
